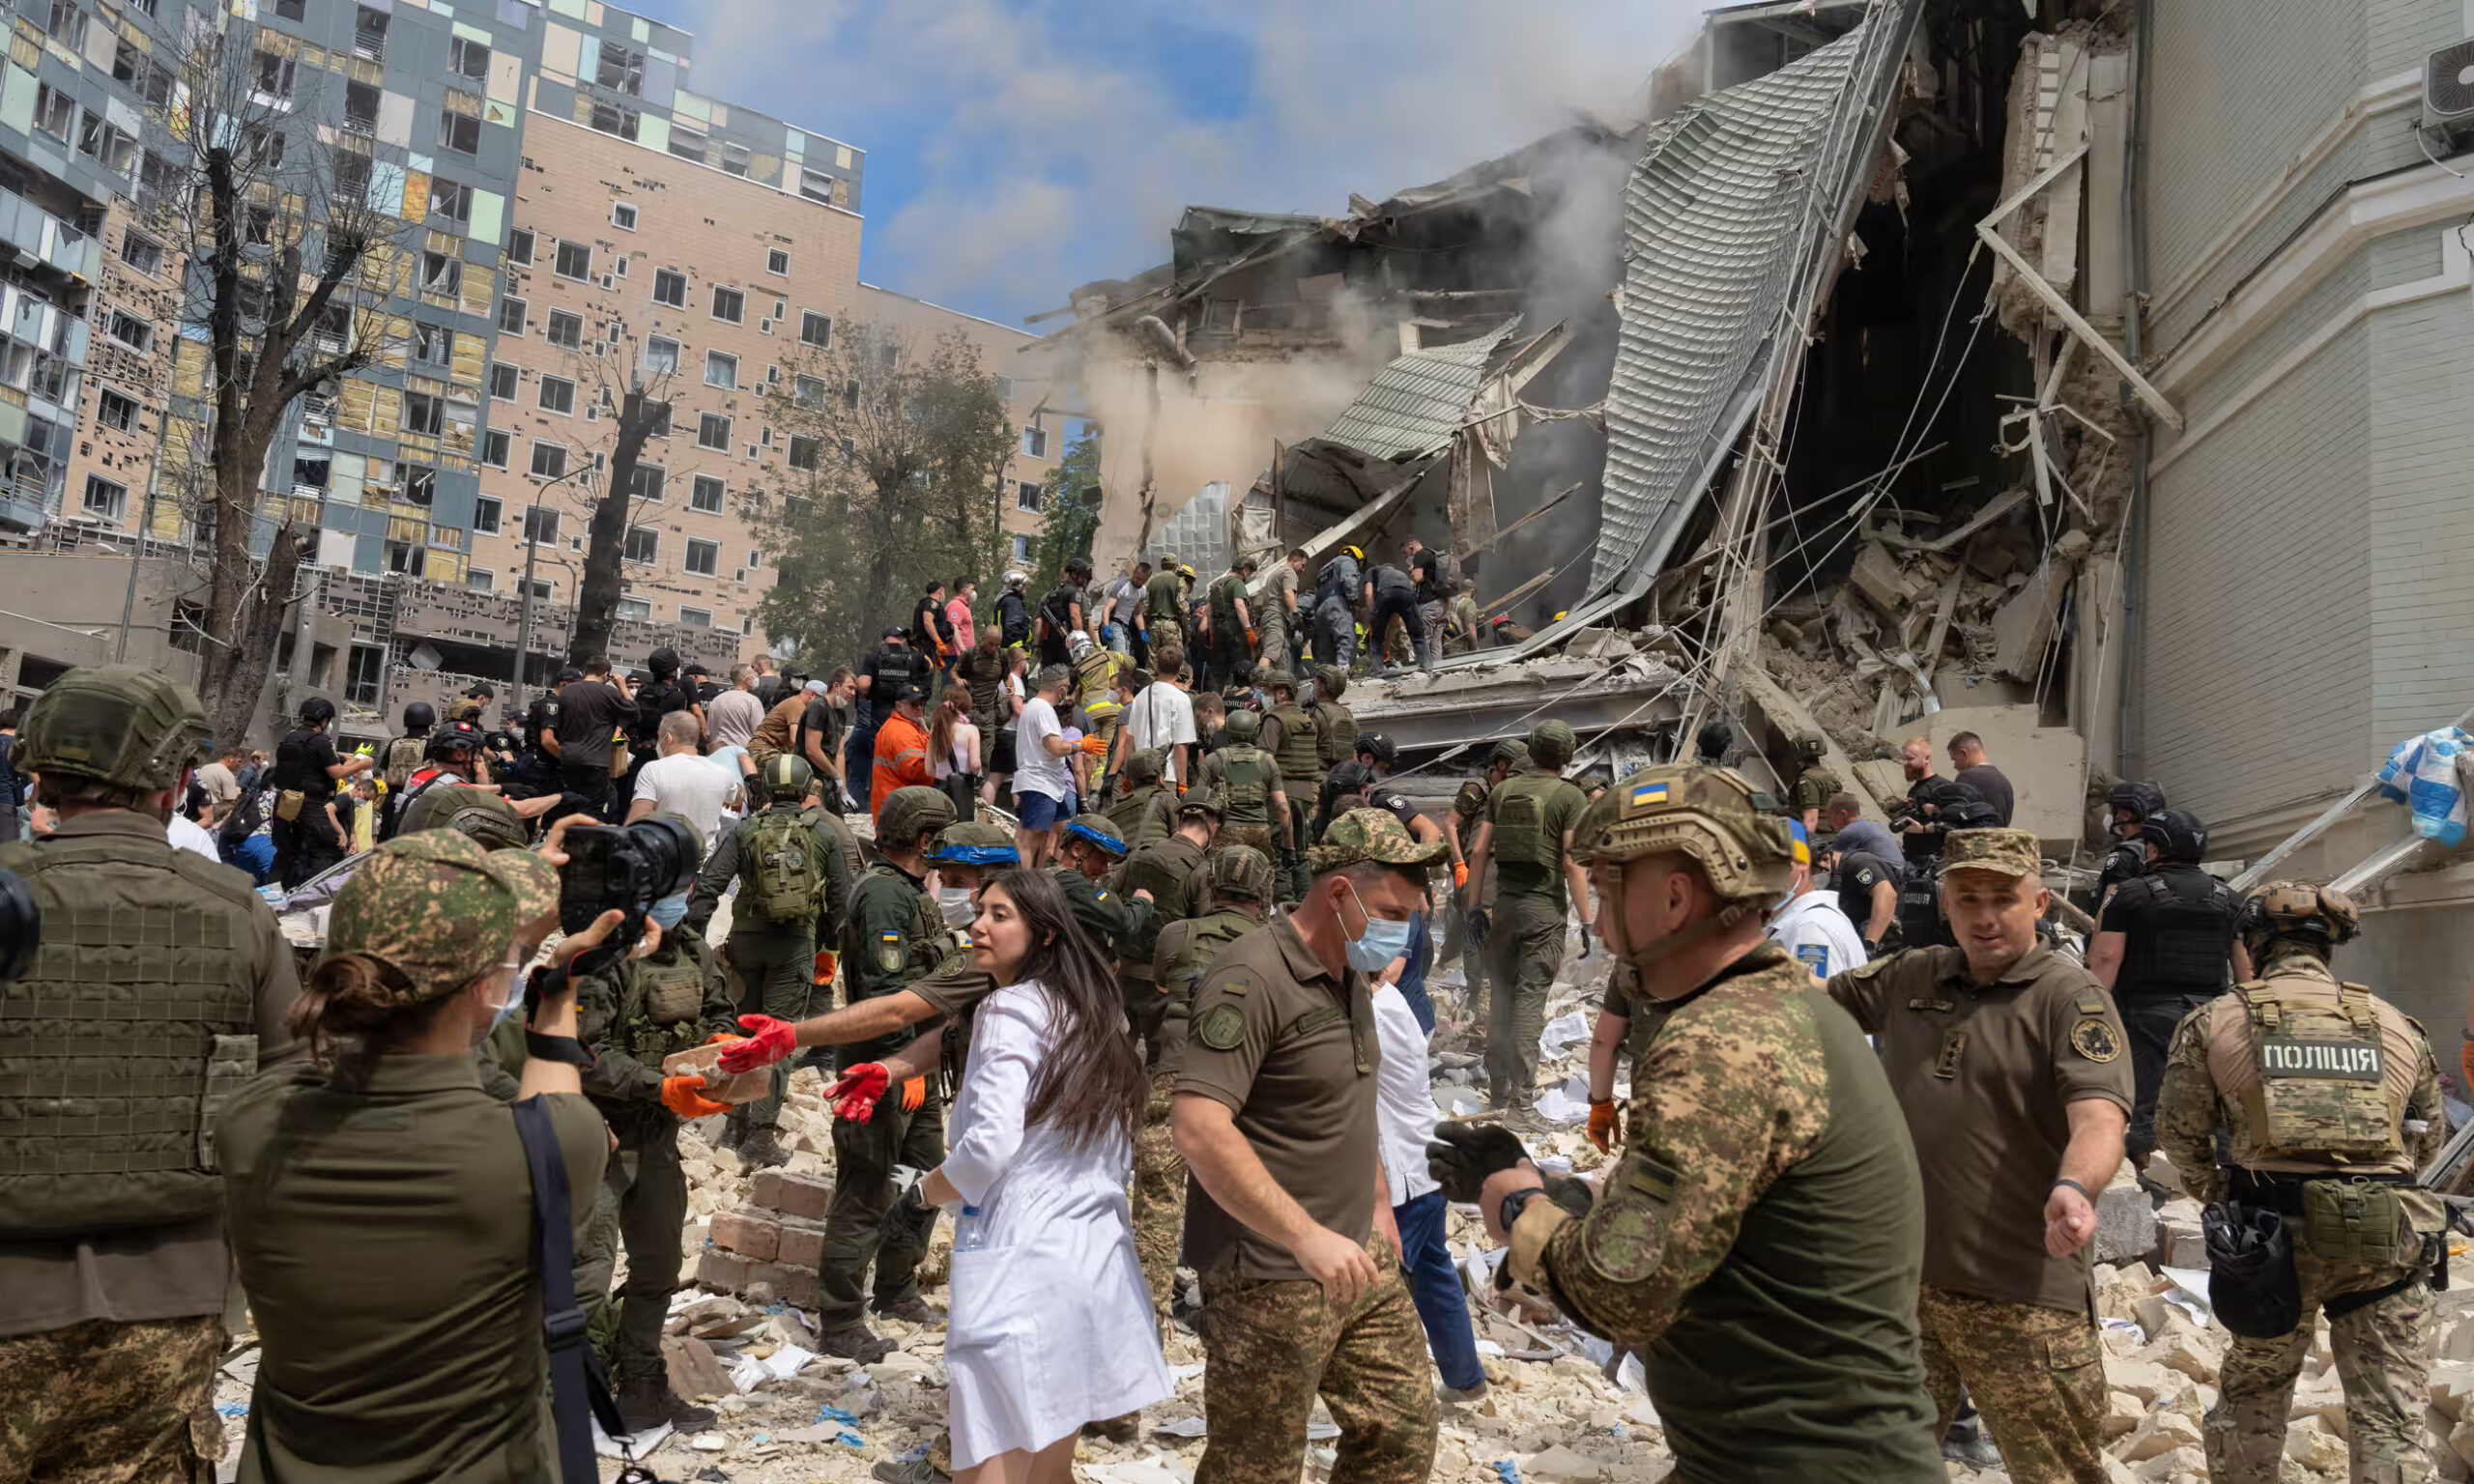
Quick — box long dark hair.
[979,867,1144,1154]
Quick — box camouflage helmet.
[881,785,958,848]
[1224,708,1262,744]
[1570,763,1798,903]
[1122,748,1165,786]
[2239,880,2359,948]
[16,664,213,792]
[1210,843,1275,903]
[1796,732,1827,764]
[762,752,815,801]
[1313,665,1348,699]
[1485,738,1531,771]
[931,819,1019,866]
[1064,813,1129,858]
[398,783,527,852]
[1576,768,1613,797]
[323,830,560,1005]
[1528,719,1576,771]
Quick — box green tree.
[1029,427,1103,596]
[755,323,1016,668]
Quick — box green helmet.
[1210,843,1274,902]
[762,753,815,801]
[1177,788,1224,820]
[1453,780,1488,817]
[1570,763,1796,902]
[1486,738,1531,771]
[1528,720,1576,771]
[1796,732,1827,765]
[880,785,957,848]
[399,783,527,851]
[1313,665,1348,699]
[1064,813,1128,858]
[1123,749,1164,786]
[16,665,212,792]
[1576,768,1612,796]
[1224,709,1261,744]
[931,819,1019,866]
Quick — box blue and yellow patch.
[1794,942,1830,975]
[1629,781,1669,808]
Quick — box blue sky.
[615,0,1704,328]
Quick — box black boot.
[816,1321,894,1363]
[617,1374,715,1435]
[738,1126,791,1168]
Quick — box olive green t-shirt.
[219,1056,608,1484]
[1486,771,1587,911]
[1144,568,1187,623]
[1827,944,2134,1311]
[1175,912,1378,1281]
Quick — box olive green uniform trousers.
[576,1113,689,1384]
[1484,894,1566,1107]
[725,925,814,1127]
[815,1090,946,1327]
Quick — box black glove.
[1577,921,1594,960]
[1426,1120,1531,1204]
[1466,908,1491,949]
[879,1182,939,1248]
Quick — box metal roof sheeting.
[1320,318,1523,462]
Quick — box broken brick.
[695,1247,756,1294]
[711,1210,781,1262]
[745,1260,820,1310]
[776,1218,824,1270]
[751,1169,832,1220]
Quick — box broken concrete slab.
[1849,541,1920,619]
[1345,654,1687,754]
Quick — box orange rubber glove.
[661,1075,730,1119]
[826,1062,891,1123]
[1453,863,1470,891]
[1079,734,1109,757]
[900,1075,927,1112]
[1245,628,1257,650]
[1587,1098,1619,1154]
[704,1031,743,1045]
[812,948,838,986]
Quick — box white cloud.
[681,0,1704,321]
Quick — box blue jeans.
[1395,1189,1483,1390]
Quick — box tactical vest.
[2216,972,2412,1168]
[2118,868,2240,998]
[1897,856,1953,950]
[0,834,259,1240]
[1268,704,1321,791]
[1209,576,1246,632]
[1118,838,1203,972]
[740,806,821,923]
[1161,911,1255,1010]
[871,648,933,718]
[271,728,329,794]
[1217,747,1276,824]
[381,734,426,789]
[623,936,712,1067]
[843,866,965,1005]
[1309,700,1357,772]
[1489,774,1570,869]
[1832,849,1899,933]
[1107,785,1163,842]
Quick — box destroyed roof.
[1591,24,1884,593]
[1319,318,1525,461]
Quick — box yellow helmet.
[1342,544,1366,563]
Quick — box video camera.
[0,865,36,983]
[555,817,700,977]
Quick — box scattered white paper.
[2158,1267,2215,1327]
[592,1419,673,1460]
[1306,1420,1340,1441]
[1538,1011,1591,1057]
[729,1355,769,1393]
[764,1344,816,1380]
[1154,1415,1209,1438]
[1474,1338,1507,1357]
[1171,1361,1207,1381]
[1533,1088,1592,1126]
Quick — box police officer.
[1192,709,1289,865]
[2087,806,2244,1168]
[1105,748,1178,848]
[270,697,372,888]
[0,666,302,1481]
[1787,732,1840,837]
[1827,823,1902,956]
[381,700,435,790]
[2155,882,2446,1484]
[1116,793,1220,1070]
[572,813,736,1433]
[1461,720,1594,1116]
[817,785,957,1360]
[1432,766,1942,1481]
[687,755,836,1168]
[849,628,935,797]
[1825,829,2133,1483]
[2094,779,2168,909]
[1314,545,1365,669]
[1258,673,1322,897]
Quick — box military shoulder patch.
[1195,1002,1247,1051]
[1849,954,1892,980]
[877,930,905,974]
[2069,1016,2122,1063]
[1794,943,1831,976]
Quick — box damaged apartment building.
[1049,0,2474,1026]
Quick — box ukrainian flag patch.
[1629,782,1669,807]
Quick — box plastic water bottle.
[952,1204,988,1252]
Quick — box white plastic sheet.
[2377,727,2472,846]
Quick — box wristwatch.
[1497,1184,1550,1237]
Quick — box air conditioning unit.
[2425,38,2474,138]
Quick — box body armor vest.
[1832,848,1899,932]
[2118,867,2240,998]
[1216,747,1276,823]
[381,735,426,789]
[1316,556,1360,608]
[1107,785,1163,843]
[1268,705,1321,790]
[0,835,258,1240]
[2210,969,2413,1169]
[1488,775,1570,869]
[624,937,711,1065]
[271,728,328,792]
[1309,701,1357,772]
[1118,838,1204,973]
[1209,576,1246,632]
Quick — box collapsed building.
[1041,0,2474,1026]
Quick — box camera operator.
[216,824,636,1481]
[0,666,301,1483]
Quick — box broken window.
[596,43,646,96]
[590,100,641,141]
[438,110,480,155]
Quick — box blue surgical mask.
[1338,881,1414,972]
[647,891,689,930]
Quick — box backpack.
[382,734,426,789]
[741,806,821,924]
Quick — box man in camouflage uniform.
[1115,794,1220,1070]
[1825,829,2134,1484]
[1461,721,1594,1115]
[1193,709,1290,866]
[1172,811,1442,1484]
[1437,765,1942,1481]
[0,666,302,1484]
[1307,667,1358,823]
[1144,556,1190,658]
[1105,748,1179,849]
[1787,733,1841,838]
[571,813,738,1433]
[2156,882,2447,1484]
[686,754,843,1168]
[1259,549,1308,677]
[1258,673,1322,899]
[1440,739,1529,1022]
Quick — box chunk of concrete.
[2094,1177,2157,1265]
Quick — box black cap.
[883,626,906,641]
[556,667,584,684]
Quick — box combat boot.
[616,1375,715,1435]
[872,1295,942,1326]
[815,1321,894,1363]
[1081,1412,1140,1441]
[738,1125,791,1168]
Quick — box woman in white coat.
[906,866,1169,1481]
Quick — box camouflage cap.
[1064,813,1129,857]
[931,819,1019,866]
[880,785,957,846]
[16,664,213,792]
[1210,842,1275,902]
[1940,827,2042,882]
[1123,749,1165,786]
[398,784,527,852]
[1313,664,1348,698]
[1486,738,1531,770]
[1528,720,1576,770]
[1569,764,1796,902]
[1224,709,1261,743]
[1576,768,1612,795]
[323,830,559,1005]
[1308,806,1447,876]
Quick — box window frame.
[544,309,584,350]
[611,202,639,231]
[488,362,518,402]
[690,474,725,513]
[696,413,732,451]
[437,109,481,156]
[474,495,503,534]
[529,442,568,480]
[709,285,744,325]
[622,525,659,564]
[96,387,139,432]
[536,375,575,414]
[683,537,720,577]
[651,268,687,308]
[481,428,511,468]
[554,240,592,281]
[799,311,832,349]
[704,350,738,389]
[81,473,127,521]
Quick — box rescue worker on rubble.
[2155,882,2447,1484]
[1143,554,1190,657]
[1308,665,1360,825]
[2094,779,2169,910]
[571,812,734,1434]
[381,700,436,791]
[1824,828,2133,1483]
[1361,557,1432,676]
[1105,747,1180,848]
[1314,544,1365,670]
[1114,792,1220,1071]
[0,668,302,1482]
[2086,806,2248,1170]
[1260,548,1309,677]
[1461,720,1595,1119]
[1258,672,1323,898]
[1430,764,1942,1481]
[1401,534,1454,671]
[1200,556,1258,693]
[1442,739,1530,1021]
[1788,733,1841,838]
[1191,708,1291,869]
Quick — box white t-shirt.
[166,813,222,864]
[1122,682,1197,783]
[1013,696,1070,802]
[633,750,736,850]
[1767,890,1868,982]
[1000,674,1027,735]
[1368,982,1441,1206]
